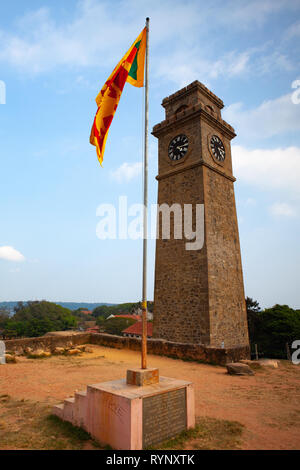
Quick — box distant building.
[81,309,92,315]
[114,314,141,321]
[106,314,141,321]
[122,321,153,339]
[80,320,97,331]
[85,326,100,333]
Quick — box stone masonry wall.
[89,334,250,365]
[204,166,249,348]
[153,164,210,344]
[4,333,90,355]
[3,332,250,365]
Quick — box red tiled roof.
[82,310,92,315]
[122,321,153,337]
[114,315,140,321]
[86,326,100,333]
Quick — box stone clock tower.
[152,80,249,350]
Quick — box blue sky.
[0,0,300,308]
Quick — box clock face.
[210,135,226,162]
[168,134,189,161]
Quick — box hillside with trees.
[246,297,300,359]
[92,301,154,320]
[1,301,77,338]
[1,297,299,360]
[97,317,137,336]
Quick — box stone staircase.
[52,389,88,430]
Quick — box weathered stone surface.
[45,331,82,337]
[14,347,24,356]
[24,347,33,354]
[240,359,262,369]
[53,347,65,355]
[152,81,250,350]
[126,368,159,386]
[258,359,279,369]
[28,349,51,358]
[53,376,195,450]
[4,332,250,366]
[5,353,17,363]
[66,348,81,355]
[226,362,254,376]
[143,387,186,448]
[4,333,90,356]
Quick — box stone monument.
[52,368,195,450]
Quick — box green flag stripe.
[128,40,141,81]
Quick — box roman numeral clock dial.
[210,135,226,162]
[168,134,189,161]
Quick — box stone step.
[63,397,75,423]
[52,403,64,419]
[73,391,88,429]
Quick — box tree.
[246,297,261,342]
[92,301,154,319]
[0,307,10,328]
[252,304,300,359]
[92,305,113,319]
[3,301,77,338]
[99,317,136,336]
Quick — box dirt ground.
[0,345,299,450]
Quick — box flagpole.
[142,17,149,370]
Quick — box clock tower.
[152,81,249,351]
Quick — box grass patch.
[0,396,104,450]
[0,395,244,450]
[147,416,244,450]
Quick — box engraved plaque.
[142,388,187,448]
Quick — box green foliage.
[98,317,136,336]
[0,307,10,328]
[92,300,154,319]
[246,300,300,359]
[246,296,261,340]
[72,308,92,322]
[3,301,77,338]
[92,305,114,319]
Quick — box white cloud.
[0,0,298,79]
[0,0,203,75]
[0,3,134,73]
[0,246,25,262]
[155,49,251,89]
[110,162,142,183]
[232,145,300,197]
[284,20,300,40]
[224,93,300,140]
[218,0,300,29]
[270,202,297,217]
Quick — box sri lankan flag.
[90,28,147,166]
